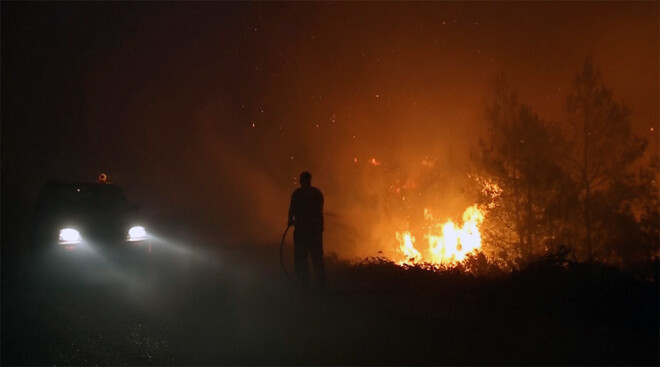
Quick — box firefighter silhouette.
[288,171,325,289]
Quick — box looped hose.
[279,225,294,282]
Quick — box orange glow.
[369,157,381,166]
[473,176,502,209]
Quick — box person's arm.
[320,191,325,231]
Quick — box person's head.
[300,171,312,188]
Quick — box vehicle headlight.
[127,226,147,241]
[59,228,82,244]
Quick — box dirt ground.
[2,233,658,365]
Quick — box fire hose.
[280,225,293,281]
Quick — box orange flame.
[395,231,422,264]
[396,204,486,266]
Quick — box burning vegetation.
[392,175,504,267]
[396,205,486,266]
[347,57,658,272]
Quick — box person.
[288,171,325,289]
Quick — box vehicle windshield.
[38,183,131,214]
[78,185,130,212]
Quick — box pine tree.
[474,76,567,265]
[565,56,647,261]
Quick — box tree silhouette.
[474,58,656,267]
[565,56,648,261]
[474,76,568,265]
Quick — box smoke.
[3,2,657,259]
[65,3,488,259]
[64,3,660,259]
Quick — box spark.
[369,158,381,166]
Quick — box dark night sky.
[2,2,658,257]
